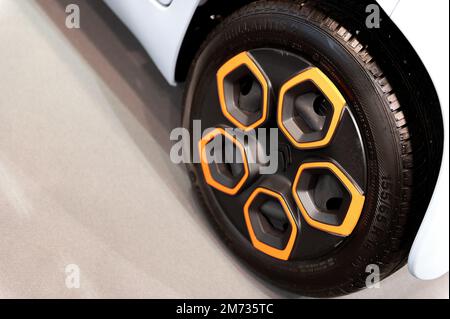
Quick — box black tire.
[183,0,415,297]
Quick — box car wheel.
[183,0,415,297]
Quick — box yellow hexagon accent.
[199,128,249,196]
[292,162,365,237]
[278,67,346,149]
[244,188,298,261]
[217,52,269,131]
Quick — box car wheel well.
[175,0,255,83]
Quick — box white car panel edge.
[376,0,399,16]
[104,0,203,86]
[381,0,449,280]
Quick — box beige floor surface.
[0,0,448,299]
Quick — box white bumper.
[380,0,449,280]
[104,0,202,86]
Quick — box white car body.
[104,0,449,280]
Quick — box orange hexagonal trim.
[278,67,346,149]
[244,188,298,261]
[292,162,365,237]
[217,52,269,131]
[199,128,249,196]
